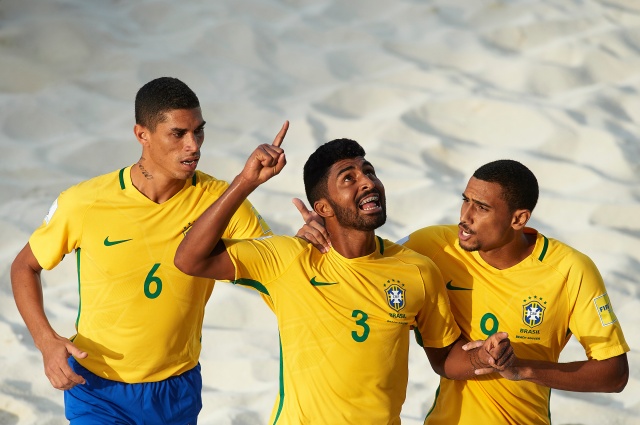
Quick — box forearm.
[425,339,478,381]
[175,174,257,277]
[11,248,58,350]
[508,355,628,393]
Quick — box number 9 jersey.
[401,225,629,425]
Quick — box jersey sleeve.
[413,259,461,348]
[223,198,272,240]
[566,251,629,360]
[29,190,85,270]
[223,236,303,293]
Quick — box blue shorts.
[64,357,202,425]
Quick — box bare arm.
[463,340,628,392]
[425,332,514,380]
[175,121,288,280]
[501,354,628,392]
[11,243,87,390]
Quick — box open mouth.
[359,194,381,211]
[459,224,474,237]
[181,158,199,166]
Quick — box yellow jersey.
[401,225,629,425]
[29,166,271,383]
[225,235,461,424]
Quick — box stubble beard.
[330,199,387,231]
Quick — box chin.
[458,240,479,252]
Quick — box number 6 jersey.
[29,166,271,382]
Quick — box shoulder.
[536,233,601,278]
[193,171,230,194]
[382,238,441,273]
[399,224,457,254]
[58,169,124,204]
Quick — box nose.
[360,173,376,190]
[460,201,472,223]
[184,133,199,152]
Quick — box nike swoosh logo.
[104,237,133,246]
[446,280,472,291]
[310,276,338,286]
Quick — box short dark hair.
[135,77,200,131]
[303,138,366,205]
[473,159,539,212]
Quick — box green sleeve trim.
[75,248,82,328]
[232,278,270,295]
[118,167,126,189]
[538,235,549,261]
[413,327,424,346]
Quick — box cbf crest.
[522,296,547,328]
[384,279,406,312]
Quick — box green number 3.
[351,310,370,342]
[144,263,163,299]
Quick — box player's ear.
[512,209,531,229]
[314,199,334,219]
[134,124,150,145]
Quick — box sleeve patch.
[44,198,59,225]
[593,293,618,327]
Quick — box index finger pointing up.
[272,120,289,148]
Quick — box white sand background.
[1,0,639,423]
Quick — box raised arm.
[11,243,87,390]
[174,121,288,280]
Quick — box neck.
[326,225,378,259]
[478,230,536,270]
[130,162,188,204]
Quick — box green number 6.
[144,263,163,299]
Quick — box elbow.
[612,364,629,394]
[174,251,194,276]
[608,354,629,393]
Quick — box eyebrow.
[169,121,206,133]
[462,193,492,209]
[336,160,373,177]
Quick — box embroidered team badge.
[384,280,406,312]
[522,296,547,328]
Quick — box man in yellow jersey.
[396,159,629,424]
[294,159,629,424]
[174,137,515,424]
[10,77,274,424]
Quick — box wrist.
[231,174,259,196]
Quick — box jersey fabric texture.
[224,235,461,425]
[64,357,201,424]
[29,166,271,383]
[401,225,629,425]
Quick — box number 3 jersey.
[401,225,629,425]
[29,166,271,383]
[224,235,461,424]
